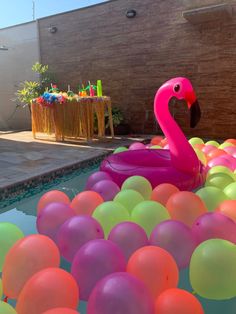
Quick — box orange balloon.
[193,144,205,151]
[207,149,227,161]
[155,288,204,314]
[166,191,207,227]
[2,234,60,299]
[151,136,164,145]
[216,200,236,223]
[127,246,179,298]
[16,268,79,314]
[159,138,168,147]
[225,139,236,146]
[37,190,70,215]
[42,308,80,314]
[151,183,179,206]
[71,191,104,216]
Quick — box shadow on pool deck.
[0,131,152,192]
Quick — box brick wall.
[38,0,236,139]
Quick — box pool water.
[1,163,236,314]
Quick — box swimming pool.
[1,162,236,314]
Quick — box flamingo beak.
[190,99,201,128]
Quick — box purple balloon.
[86,171,113,190]
[192,212,236,244]
[71,239,126,301]
[87,272,155,314]
[91,179,120,201]
[108,222,149,262]
[36,202,75,241]
[56,216,104,262]
[129,142,146,150]
[150,220,197,269]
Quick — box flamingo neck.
[154,89,199,174]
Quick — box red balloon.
[42,309,80,314]
[71,191,103,216]
[155,288,204,314]
[151,183,179,206]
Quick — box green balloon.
[0,301,17,314]
[219,142,235,149]
[150,145,162,149]
[121,176,152,200]
[113,146,128,154]
[207,165,236,181]
[224,182,236,200]
[189,137,204,146]
[190,239,236,300]
[0,279,2,300]
[196,186,227,211]
[131,201,170,236]
[114,189,144,214]
[92,201,130,238]
[205,140,219,147]
[0,223,24,272]
[205,173,235,190]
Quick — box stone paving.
[0,131,151,190]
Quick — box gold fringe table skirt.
[31,97,114,142]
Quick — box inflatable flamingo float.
[101,77,206,190]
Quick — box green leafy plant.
[105,107,124,128]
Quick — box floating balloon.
[219,142,235,149]
[150,220,197,269]
[155,288,204,314]
[57,216,104,262]
[92,201,129,238]
[205,140,219,147]
[91,179,120,201]
[0,278,2,300]
[113,146,128,154]
[208,156,235,171]
[131,201,170,236]
[0,301,17,314]
[205,172,234,189]
[225,139,236,146]
[224,146,236,157]
[114,189,144,214]
[0,222,24,272]
[42,309,80,314]
[192,212,236,244]
[196,186,227,211]
[202,144,217,154]
[166,191,207,226]
[2,234,60,299]
[224,182,236,199]
[121,176,152,200]
[189,137,204,146]
[150,145,162,149]
[108,222,149,261]
[190,239,236,300]
[71,239,126,301]
[151,183,179,206]
[70,191,103,216]
[151,136,164,145]
[129,142,146,150]
[207,165,236,180]
[16,268,79,314]
[87,272,155,314]
[37,190,70,215]
[36,202,75,241]
[207,149,227,161]
[127,246,179,298]
[216,200,236,222]
[194,148,207,166]
[159,138,168,147]
[86,171,113,190]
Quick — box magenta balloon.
[149,220,197,269]
[71,239,126,301]
[108,222,149,262]
[91,179,120,201]
[208,156,235,171]
[86,171,113,190]
[146,144,152,149]
[164,144,169,149]
[223,146,236,156]
[129,142,146,150]
[87,272,155,314]
[202,145,217,154]
[56,216,104,262]
[36,202,75,241]
[192,212,236,244]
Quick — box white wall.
[0,21,40,130]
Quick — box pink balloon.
[86,171,113,190]
[91,179,120,201]
[202,145,217,154]
[223,146,236,156]
[208,156,236,171]
[129,142,146,150]
[192,212,236,244]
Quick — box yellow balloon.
[194,148,207,166]
[207,166,236,181]
[189,137,204,146]
[205,140,219,147]
[0,301,17,314]
[219,142,235,149]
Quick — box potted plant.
[105,107,130,135]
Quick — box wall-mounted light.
[0,45,9,51]
[126,9,137,18]
[48,26,57,34]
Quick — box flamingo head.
[161,77,201,128]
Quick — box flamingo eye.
[174,84,180,92]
